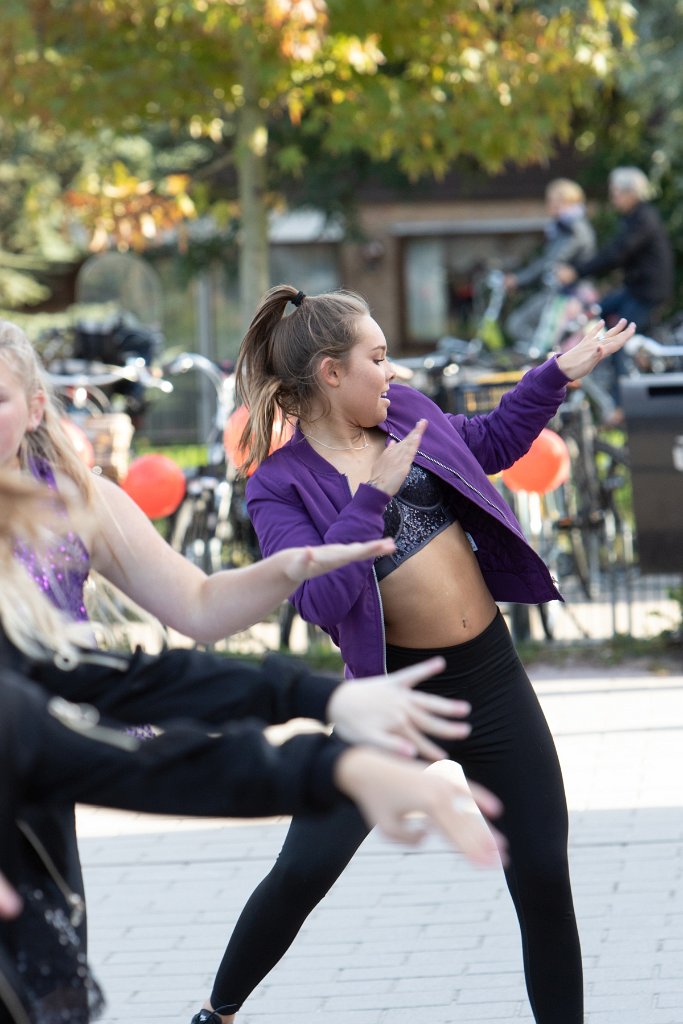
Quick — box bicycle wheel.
[593,436,634,573]
[218,477,261,568]
[170,494,214,573]
[551,418,605,599]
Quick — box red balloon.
[224,405,293,477]
[61,418,95,469]
[501,428,571,495]
[121,453,186,519]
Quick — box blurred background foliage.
[2,0,682,319]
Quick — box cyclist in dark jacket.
[558,166,673,330]
[556,167,674,411]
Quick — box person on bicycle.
[556,167,674,413]
[504,178,596,347]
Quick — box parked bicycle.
[45,356,174,482]
[162,353,257,574]
[549,383,632,599]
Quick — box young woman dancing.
[190,285,635,1024]
[0,319,501,952]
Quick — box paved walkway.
[78,662,683,1024]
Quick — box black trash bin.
[621,374,683,574]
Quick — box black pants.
[210,611,582,1023]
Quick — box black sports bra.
[374,464,457,582]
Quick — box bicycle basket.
[443,370,524,416]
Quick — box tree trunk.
[235,54,270,334]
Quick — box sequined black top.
[374,464,457,582]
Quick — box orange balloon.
[223,404,250,467]
[121,453,186,519]
[61,418,95,469]
[501,428,570,495]
[224,405,293,477]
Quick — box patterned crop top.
[374,463,458,582]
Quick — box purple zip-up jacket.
[246,357,570,678]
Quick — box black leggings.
[210,611,582,1023]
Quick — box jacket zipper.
[16,820,85,928]
[343,476,387,673]
[372,570,387,675]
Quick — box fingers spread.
[369,732,419,758]
[409,710,471,741]
[402,722,449,762]
[467,780,504,820]
[409,692,471,717]
[393,657,447,689]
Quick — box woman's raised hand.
[367,419,428,496]
[556,318,636,381]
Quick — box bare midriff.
[379,520,497,648]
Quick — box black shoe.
[190,1011,223,1024]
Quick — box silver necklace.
[302,428,369,451]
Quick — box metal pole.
[195,271,214,445]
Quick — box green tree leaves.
[3,0,638,317]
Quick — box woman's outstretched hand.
[556,318,636,381]
[334,747,506,867]
[283,537,396,585]
[367,418,428,496]
[328,656,471,762]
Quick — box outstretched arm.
[24,644,472,769]
[89,474,396,643]
[440,318,635,474]
[7,671,503,868]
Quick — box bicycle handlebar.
[160,352,235,417]
[160,352,237,466]
[161,352,227,392]
[625,334,683,359]
[47,359,174,393]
